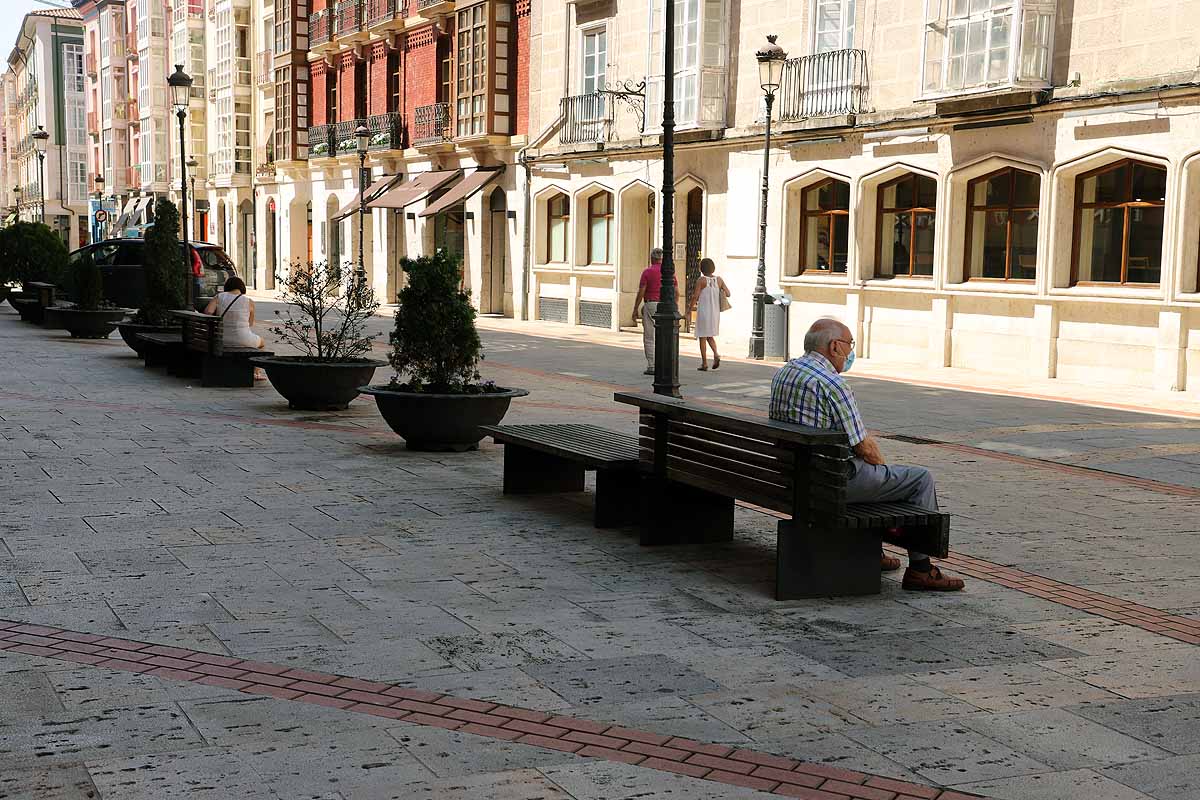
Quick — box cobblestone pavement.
[0,301,1198,800]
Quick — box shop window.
[1072,159,1166,286]
[965,167,1038,280]
[546,193,569,263]
[876,173,937,277]
[587,192,614,265]
[798,178,849,274]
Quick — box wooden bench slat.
[665,442,792,489]
[494,426,639,459]
[649,418,797,463]
[664,463,791,512]
[664,455,791,506]
[618,392,848,447]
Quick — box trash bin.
[764,294,790,360]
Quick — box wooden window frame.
[586,192,614,266]
[875,173,937,278]
[546,192,569,263]
[964,166,1039,283]
[797,178,850,275]
[1069,158,1167,287]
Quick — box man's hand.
[632,307,641,325]
[853,435,885,466]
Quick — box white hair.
[803,317,849,353]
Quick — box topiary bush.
[73,249,104,311]
[0,221,68,288]
[269,260,381,361]
[388,251,494,393]
[134,198,185,325]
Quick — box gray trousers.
[642,301,659,368]
[845,458,936,562]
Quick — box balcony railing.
[365,0,396,26]
[334,0,364,36]
[777,48,869,121]
[308,123,336,157]
[412,102,451,144]
[310,9,332,47]
[333,118,367,154]
[255,144,276,176]
[416,0,452,13]
[256,50,274,86]
[126,32,138,60]
[560,93,614,144]
[367,112,404,151]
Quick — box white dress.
[215,291,263,349]
[694,276,721,338]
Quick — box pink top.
[639,264,676,302]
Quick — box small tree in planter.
[360,251,528,451]
[0,221,68,321]
[56,250,131,338]
[250,261,386,410]
[117,199,186,355]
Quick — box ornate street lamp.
[93,173,106,240]
[168,64,194,306]
[653,0,681,397]
[355,123,370,278]
[748,35,787,360]
[32,125,49,225]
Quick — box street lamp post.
[32,126,49,225]
[653,0,681,397]
[168,64,194,307]
[355,124,370,279]
[748,35,787,360]
[12,186,20,222]
[93,174,105,240]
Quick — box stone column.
[1154,308,1186,392]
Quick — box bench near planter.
[117,320,181,357]
[171,310,274,387]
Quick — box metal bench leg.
[169,351,201,379]
[502,444,586,494]
[776,520,880,599]
[594,469,640,528]
[202,355,254,387]
[639,478,734,545]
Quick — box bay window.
[645,0,728,131]
[922,0,1054,97]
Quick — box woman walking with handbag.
[690,258,730,371]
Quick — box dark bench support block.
[639,478,734,546]
[776,520,880,599]
[201,353,259,387]
[503,445,586,494]
[594,469,641,529]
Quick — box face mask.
[841,349,856,373]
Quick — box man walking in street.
[770,318,965,591]
[632,248,676,375]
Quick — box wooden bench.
[614,391,950,600]
[134,331,198,377]
[170,310,273,387]
[11,282,57,325]
[480,424,642,529]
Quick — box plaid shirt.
[769,352,867,446]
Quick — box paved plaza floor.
[0,301,1198,800]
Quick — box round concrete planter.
[57,308,132,339]
[358,385,529,452]
[252,356,386,411]
[116,321,180,357]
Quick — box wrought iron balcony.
[412,102,451,145]
[334,0,364,36]
[777,48,869,122]
[560,92,614,144]
[416,0,453,17]
[333,119,367,154]
[367,112,404,151]
[365,0,397,26]
[256,50,274,86]
[308,123,336,158]
[310,9,332,47]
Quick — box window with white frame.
[645,0,728,131]
[921,0,1054,97]
[63,43,85,93]
[581,27,606,94]
[812,0,854,53]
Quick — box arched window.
[587,191,614,265]
[799,179,849,274]
[1072,159,1166,285]
[877,173,936,277]
[546,193,569,263]
[965,167,1039,281]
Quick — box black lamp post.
[12,186,20,221]
[32,125,49,225]
[748,35,786,360]
[93,173,105,240]
[653,0,681,397]
[355,124,370,278]
[168,64,194,306]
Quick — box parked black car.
[67,238,239,311]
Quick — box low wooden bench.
[480,424,642,528]
[11,282,57,325]
[134,331,197,377]
[615,391,950,600]
[170,310,273,387]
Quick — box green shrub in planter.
[73,249,104,311]
[132,199,185,325]
[0,221,67,287]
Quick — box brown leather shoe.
[902,565,965,591]
[881,553,902,572]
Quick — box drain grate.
[880,433,939,445]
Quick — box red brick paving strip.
[0,619,988,800]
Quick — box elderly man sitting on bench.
[769,318,964,592]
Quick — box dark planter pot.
[10,297,42,324]
[359,385,529,452]
[251,356,386,411]
[42,303,78,330]
[117,321,181,356]
[57,308,132,339]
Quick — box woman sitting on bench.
[204,276,267,380]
